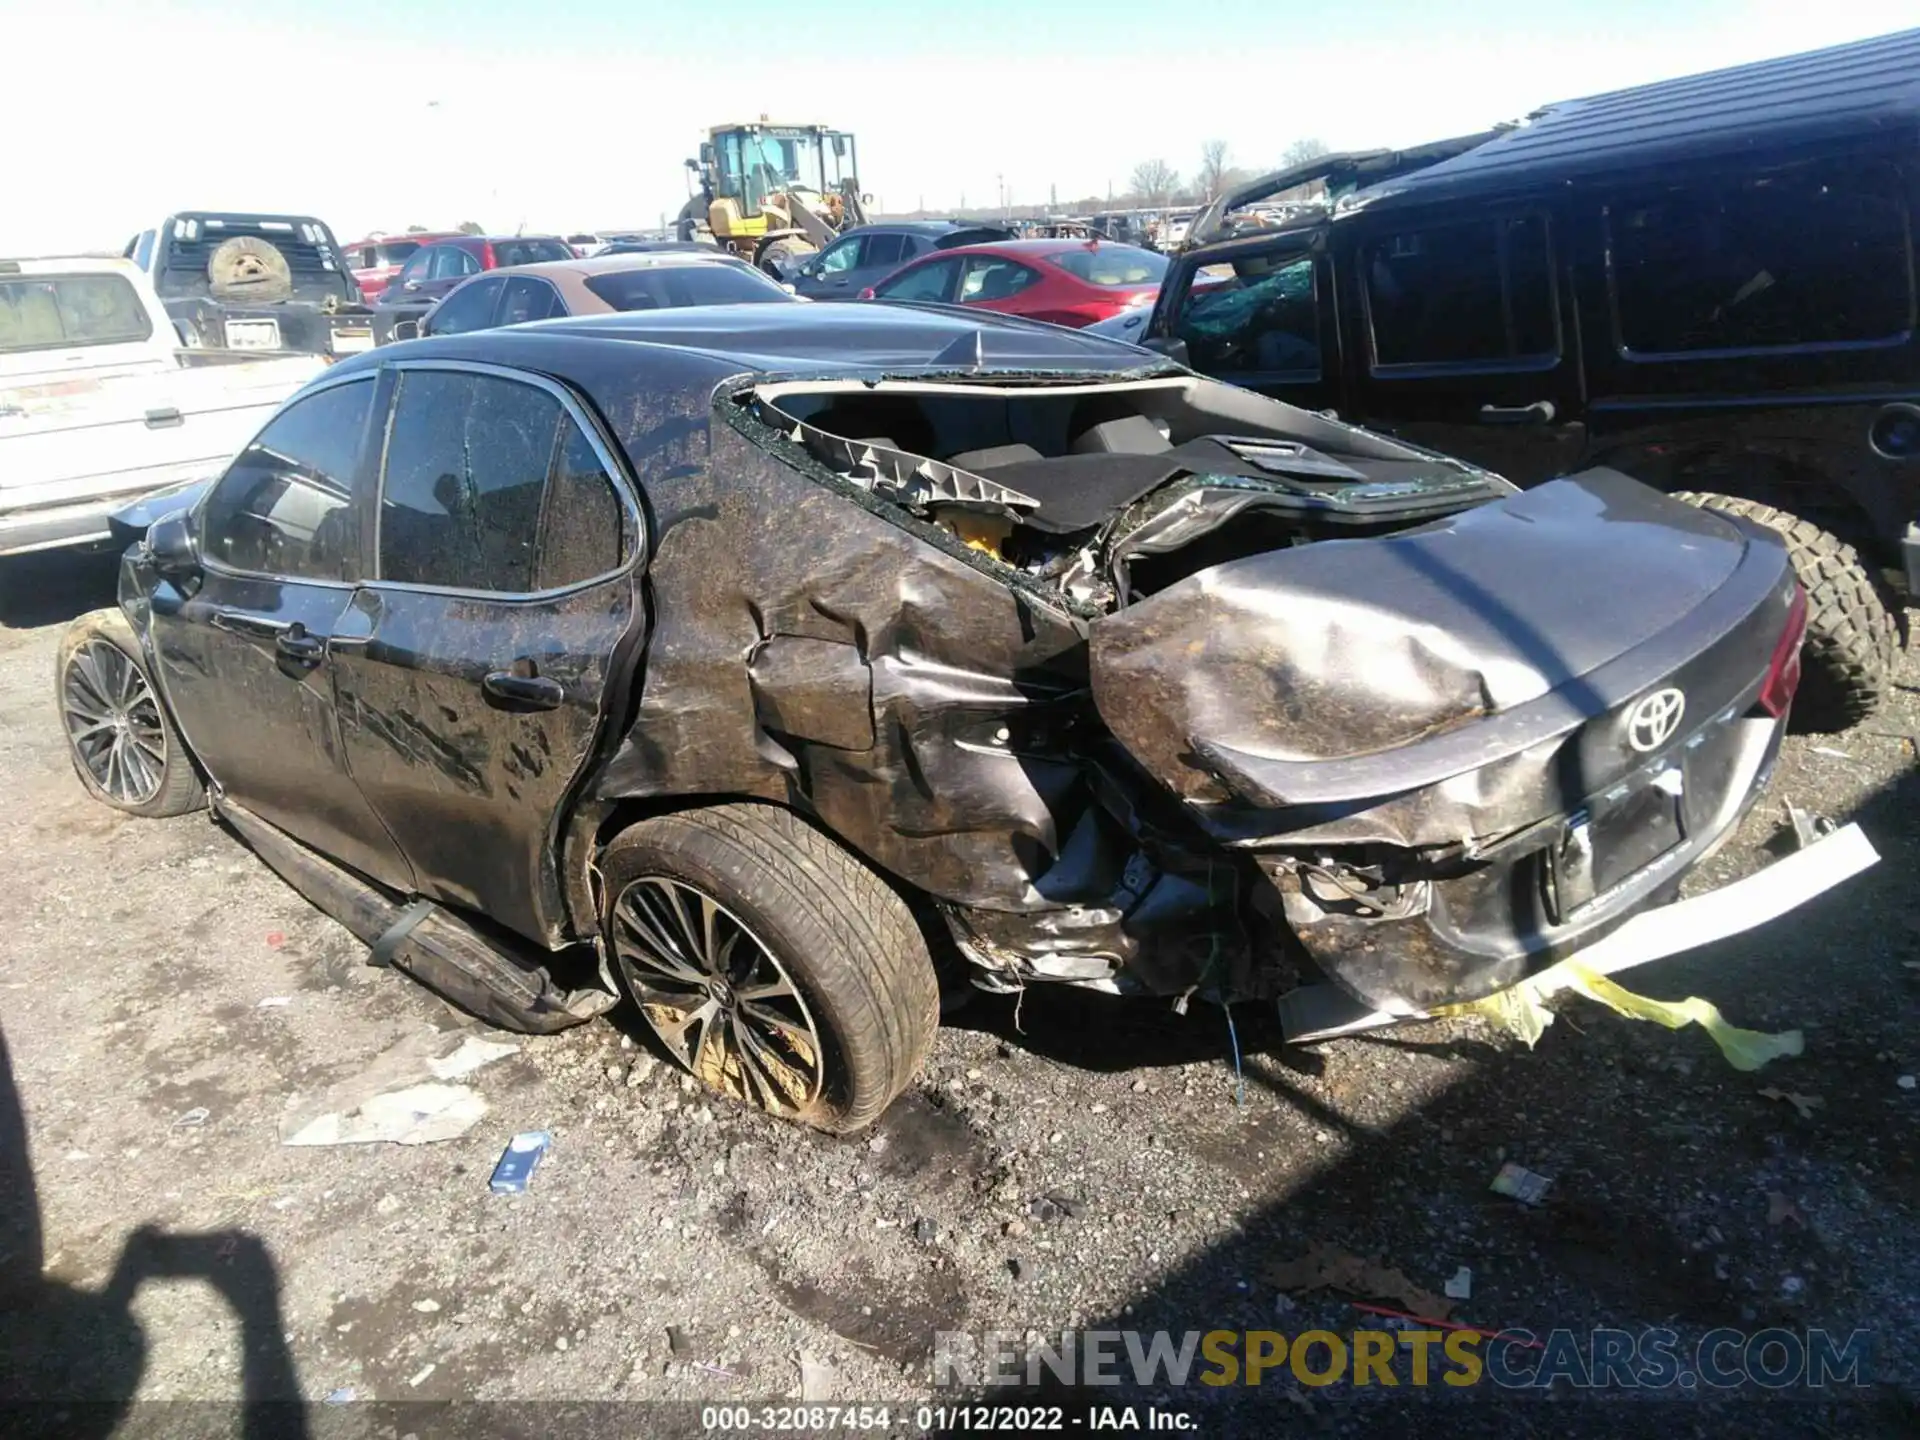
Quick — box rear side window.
[1046,245,1167,286]
[1365,215,1557,369]
[0,275,153,352]
[202,379,373,580]
[425,277,503,336]
[498,277,561,325]
[960,258,1042,303]
[1609,163,1914,357]
[862,233,911,268]
[378,370,628,592]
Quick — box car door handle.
[1479,400,1557,425]
[275,625,327,666]
[482,670,564,710]
[144,407,184,429]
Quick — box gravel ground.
[0,551,1916,1438]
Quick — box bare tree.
[1198,140,1231,203]
[1129,158,1180,208]
[1279,137,1332,169]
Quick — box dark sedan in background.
[370,234,576,343]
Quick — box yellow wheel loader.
[678,122,869,278]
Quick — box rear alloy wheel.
[603,804,939,1133]
[56,608,204,817]
[1672,492,1900,732]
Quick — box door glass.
[817,238,862,274]
[425,247,465,281]
[394,252,431,288]
[537,421,629,589]
[1173,253,1321,378]
[378,370,561,592]
[1365,215,1557,368]
[201,379,374,580]
[875,258,959,302]
[960,259,1040,303]
[1609,162,1912,356]
[426,278,503,335]
[862,234,910,269]
[498,277,560,325]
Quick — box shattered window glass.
[1365,214,1557,368]
[1609,163,1912,356]
[379,370,560,592]
[1172,252,1321,378]
[202,379,372,581]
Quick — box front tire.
[756,237,812,281]
[602,804,939,1133]
[1672,492,1899,732]
[56,608,204,817]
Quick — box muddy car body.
[64,303,1811,1129]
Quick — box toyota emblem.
[1625,687,1686,752]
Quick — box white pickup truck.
[1,257,322,558]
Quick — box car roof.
[498,252,753,280]
[851,220,988,236]
[346,301,1171,385]
[908,237,1154,262]
[1354,26,1920,211]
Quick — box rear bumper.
[164,298,375,357]
[1263,708,1786,1014]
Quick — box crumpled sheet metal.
[1090,473,1746,826]
[592,411,1097,912]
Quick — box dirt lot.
[1,550,1917,1437]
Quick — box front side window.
[1365,214,1557,369]
[875,257,960,302]
[960,258,1041,303]
[426,246,475,281]
[1609,163,1913,356]
[497,277,561,325]
[583,263,788,311]
[817,238,861,274]
[1173,252,1321,379]
[0,274,153,352]
[201,379,373,580]
[425,278,503,336]
[392,251,432,289]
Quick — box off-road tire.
[602,803,939,1133]
[56,608,204,818]
[757,237,813,281]
[1672,491,1898,732]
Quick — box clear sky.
[5,0,1914,252]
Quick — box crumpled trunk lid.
[1090,471,1779,820]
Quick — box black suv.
[124,212,374,358]
[1141,28,1920,729]
[62,304,1817,1131]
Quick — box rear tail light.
[1757,583,1808,718]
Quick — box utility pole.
[1049,181,1057,211]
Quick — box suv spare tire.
[207,235,293,304]
[1673,491,1899,732]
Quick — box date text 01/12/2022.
[699,1405,1197,1431]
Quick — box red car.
[338,233,461,303]
[860,238,1167,328]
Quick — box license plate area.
[329,325,374,354]
[1547,764,1687,922]
[224,319,281,350]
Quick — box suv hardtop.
[125,212,374,358]
[1143,27,1920,729]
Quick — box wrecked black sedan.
[60,303,1810,1131]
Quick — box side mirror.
[403,279,422,292]
[685,157,700,171]
[146,509,200,578]
[394,319,421,342]
[1141,335,1190,366]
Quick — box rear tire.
[602,804,938,1133]
[1672,491,1898,732]
[56,608,204,818]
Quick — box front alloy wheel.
[56,608,204,818]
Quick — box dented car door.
[328,362,646,948]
